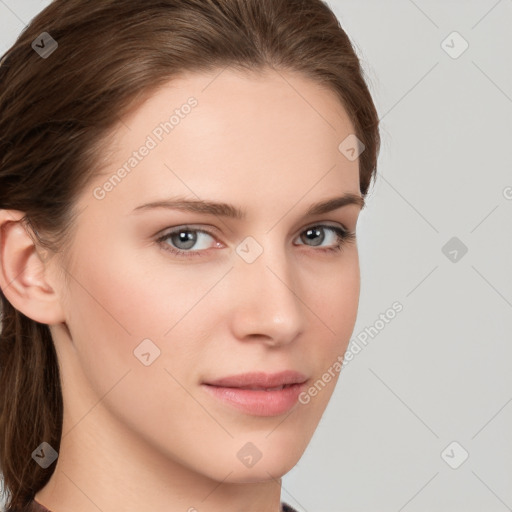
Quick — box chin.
[222,460,296,484]
[205,437,306,483]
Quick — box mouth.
[201,371,309,416]
[202,370,308,389]
[203,383,299,391]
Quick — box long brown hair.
[0,0,380,509]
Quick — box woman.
[0,0,380,511]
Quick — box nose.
[228,238,305,347]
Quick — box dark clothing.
[25,498,299,512]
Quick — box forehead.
[83,68,361,216]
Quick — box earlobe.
[0,209,66,325]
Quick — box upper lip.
[203,370,308,389]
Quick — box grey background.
[1,1,511,511]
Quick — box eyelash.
[155,224,356,259]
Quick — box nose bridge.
[230,232,305,342]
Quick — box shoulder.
[5,500,51,512]
[28,500,51,512]
[11,500,294,512]
[281,502,300,512]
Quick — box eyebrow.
[131,193,365,219]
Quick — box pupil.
[305,227,324,247]
[174,230,196,250]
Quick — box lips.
[203,370,308,390]
[201,371,309,416]
[233,384,290,391]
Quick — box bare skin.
[0,67,363,512]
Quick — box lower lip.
[201,382,307,416]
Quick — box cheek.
[61,249,215,443]
[297,253,360,395]
[63,244,222,388]
[305,251,360,346]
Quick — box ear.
[0,209,66,325]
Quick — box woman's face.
[49,67,363,483]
